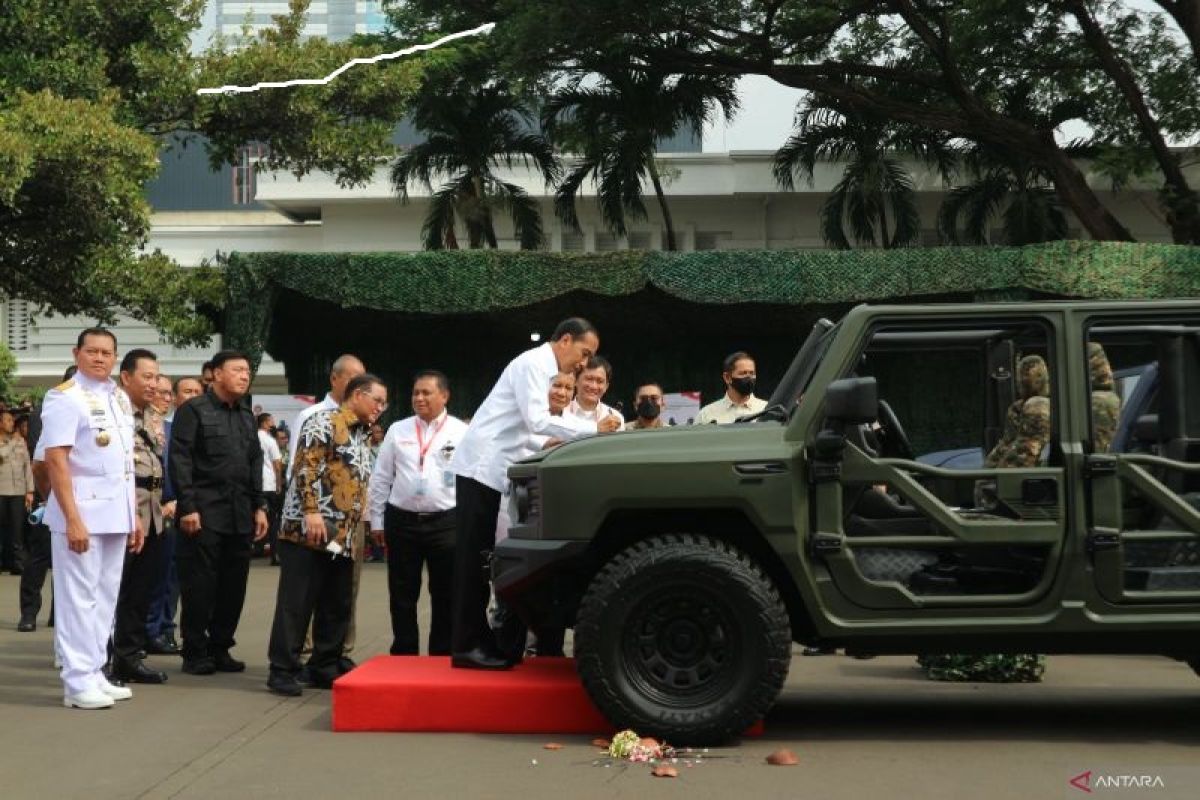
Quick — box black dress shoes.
[211,651,246,672]
[181,657,217,675]
[147,635,181,656]
[267,671,303,697]
[451,646,513,670]
[115,660,168,684]
[336,656,356,676]
[17,616,35,632]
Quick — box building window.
[5,299,30,352]
[627,231,652,250]
[561,232,585,252]
[694,231,731,251]
[595,232,620,251]
[232,143,265,205]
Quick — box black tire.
[574,534,791,744]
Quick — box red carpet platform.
[332,655,765,736]
[332,656,611,733]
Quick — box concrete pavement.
[2,562,1199,799]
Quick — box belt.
[390,506,454,524]
[135,476,163,491]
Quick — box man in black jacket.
[169,350,269,675]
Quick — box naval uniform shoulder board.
[54,379,76,392]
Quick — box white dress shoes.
[64,689,115,710]
[97,676,133,701]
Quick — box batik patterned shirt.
[281,404,374,555]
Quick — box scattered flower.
[766,748,799,766]
[608,730,642,759]
[591,738,610,749]
[651,764,679,778]
[543,743,563,750]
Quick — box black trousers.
[384,505,456,655]
[0,494,25,570]
[176,527,251,661]
[112,520,162,666]
[265,491,283,560]
[19,521,51,620]
[451,477,502,654]
[267,539,354,680]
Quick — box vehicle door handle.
[734,461,789,476]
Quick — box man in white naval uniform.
[37,328,143,709]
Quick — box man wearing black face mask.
[628,382,667,430]
[695,351,766,425]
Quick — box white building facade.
[2,150,1182,392]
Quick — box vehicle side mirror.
[824,377,878,425]
[1134,414,1160,444]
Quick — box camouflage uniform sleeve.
[1090,390,1121,453]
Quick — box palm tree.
[937,162,1068,246]
[542,68,738,251]
[773,97,953,249]
[390,81,559,250]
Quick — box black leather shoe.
[295,665,315,686]
[267,672,303,697]
[147,635,181,656]
[336,656,356,676]
[181,657,216,675]
[306,670,336,690]
[211,651,246,673]
[115,660,168,684]
[17,616,35,632]
[451,646,512,670]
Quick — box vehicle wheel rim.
[621,586,743,707]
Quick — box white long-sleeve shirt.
[566,398,625,431]
[287,392,336,473]
[451,343,596,492]
[367,411,469,528]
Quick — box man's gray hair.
[331,354,364,377]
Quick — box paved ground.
[1,562,1198,800]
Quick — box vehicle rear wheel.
[574,534,791,745]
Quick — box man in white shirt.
[694,350,768,425]
[287,354,365,472]
[450,318,622,669]
[257,413,283,564]
[368,370,468,656]
[565,355,624,430]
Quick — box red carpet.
[332,656,764,736]
[332,656,610,733]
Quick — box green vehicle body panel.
[495,300,1200,656]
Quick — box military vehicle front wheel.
[574,534,791,744]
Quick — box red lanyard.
[415,415,447,469]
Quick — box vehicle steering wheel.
[875,399,915,460]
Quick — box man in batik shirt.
[266,374,388,696]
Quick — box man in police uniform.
[37,328,143,709]
[110,349,169,684]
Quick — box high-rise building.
[214,1,387,42]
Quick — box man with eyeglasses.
[627,382,668,430]
[267,374,388,696]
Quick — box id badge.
[414,476,428,496]
[442,470,455,489]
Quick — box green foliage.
[542,64,738,250]
[0,342,16,402]
[393,0,1198,244]
[0,0,431,346]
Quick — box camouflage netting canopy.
[223,241,1200,427]
[225,241,1200,369]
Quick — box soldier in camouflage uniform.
[1088,342,1121,453]
[923,355,1051,683]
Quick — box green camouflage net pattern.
[224,241,1200,367]
[917,653,1046,683]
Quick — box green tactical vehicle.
[493,300,1200,743]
